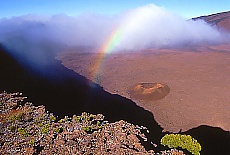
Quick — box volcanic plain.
[56,44,230,133]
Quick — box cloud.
[0,4,228,71]
[115,4,226,50]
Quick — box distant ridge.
[192,11,230,32]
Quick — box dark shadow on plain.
[185,125,230,155]
[0,44,163,151]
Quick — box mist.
[0,4,228,72]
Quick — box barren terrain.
[56,44,230,132]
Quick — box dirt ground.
[56,44,230,133]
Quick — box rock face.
[193,11,230,32]
[128,83,170,101]
[0,92,186,155]
[0,92,147,154]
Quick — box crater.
[128,83,170,101]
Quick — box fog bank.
[0,4,229,70]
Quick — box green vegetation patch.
[53,127,63,134]
[28,139,35,146]
[82,126,93,133]
[7,112,23,122]
[18,127,29,137]
[161,134,201,155]
[40,124,50,134]
[49,115,56,122]
[9,125,17,132]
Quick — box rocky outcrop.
[0,92,185,155]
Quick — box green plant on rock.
[40,124,50,134]
[88,114,95,121]
[9,125,17,132]
[53,127,63,134]
[49,115,56,122]
[0,101,3,110]
[27,108,34,114]
[8,113,21,122]
[38,123,44,127]
[58,118,65,123]
[82,112,93,122]
[96,121,102,129]
[28,139,35,146]
[161,134,201,155]
[73,115,82,123]
[18,127,29,137]
[82,126,93,133]
[58,115,71,123]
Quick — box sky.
[1,0,230,19]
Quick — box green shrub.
[8,113,21,122]
[82,126,93,133]
[88,114,95,121]
[58,118,65,123]
[18,127,29,137]
[161,134,201,155]
[58,116,71,123]
[73,115,82,123]
[0,102,3,110]
[40,124,50,134]
[38,123,43,127]
[49,115,56,122]
[97,121,102,129]
[53,127,63,134]
[9,125,17,132]
[28,139,34,146]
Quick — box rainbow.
[91,27,122,83]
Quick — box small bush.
[49,115,56,122]
[73,115,82,123]
[18,127,29,137]
[82,126,93,133]
[53,127,63,134]
[9,125,17,132]
[58,118,65,123]
[88,114,95,121]
[8,113,21,122]
[28,139,34,146]
[40,124,50,134]
[161,134,201,155]
[97,121,102,129]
